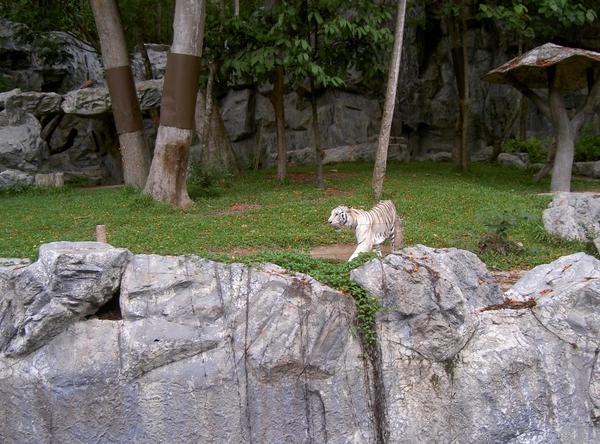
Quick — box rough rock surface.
[352,245,504,361]
[1,242,600,442]
[542,192,600,241]
[0,242,131,357]
[497,152,529,169]
[0,113,48,173]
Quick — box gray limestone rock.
[498,152,529,169]
[0,248,372,443]
[5,91,62,124]
[573,161,600,179]
[61,79,163,116]
[542,192,600,241]
[0,113,48,173]
[0,242,131,357]
[379,251,600,443]
[0,168,34,187]
[351,245,504,361]
[2,245,600,441]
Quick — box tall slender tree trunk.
[449,7,470,170]
[271,0,288,182]
[309,76,325,190]
[372,0,407,200]
[194,2,241,176]
[519,41,529,142]
[89,0,151,189]
[271,52,287,182]
[144,0,205,207]
[194,65,242,175]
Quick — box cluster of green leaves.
[574,123,600,162]
[502,135,551,163]
[477,208,535,254]
[204,0,393,90]
[187,161,234,199]
[477,0,597,39]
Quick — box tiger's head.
[328,205,351,231]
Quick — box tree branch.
[571,71,600,131]
[503,73,551,120]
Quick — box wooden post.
[96,225,107,243]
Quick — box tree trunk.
[194,85,242,175]
[548,66,575,192]
[89,0,151,189]
[271,52,287,183]
[309,76,325,190]
[372,0,407,200]
[500,65,600,193]
[271,0,287,182]
[449,7,470,170]
[144,0,205,207]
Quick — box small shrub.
[502,136,550,164]
[187,162,233,199]
[574,123,600,162]
[477,208,535,255]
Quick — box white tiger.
[328,200,402,261]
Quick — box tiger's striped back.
[362,200,398,250]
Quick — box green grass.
[1,161,597,272]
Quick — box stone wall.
[1,242,600,442]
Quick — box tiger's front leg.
[348,240,374,261]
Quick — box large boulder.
[0,247,371,443]
[4,90,62,124]
[543,192,600,241]
[0,168,34,187]
[0,112,48,173]
[352,245,504,361]
[61,79,163,117]
[376,250,600,443]
[0,242,131,356]
[0,19,104,93]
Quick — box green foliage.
[476,0,597,39]
[205,0,393,90]
[0,0,97,48]
[476,208,535,255]
[502,135,551,164]
[574,123,600,162]
[0,0,176,54]
[187,162,234,199]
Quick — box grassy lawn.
[1,161,597,272]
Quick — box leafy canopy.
[476,0,597,39]
[205,0,393,89]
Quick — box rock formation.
[1,242,599,442]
